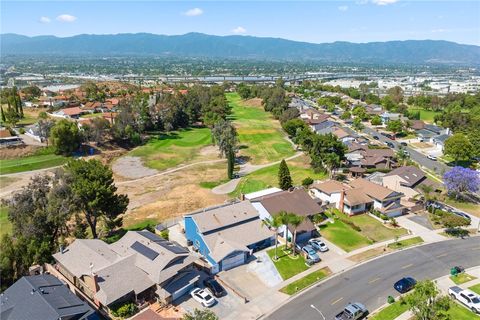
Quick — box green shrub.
[160,229,169,240]
[387,295,395,304]
[339,217,362,232]
[19,128,25,134]
[302,177,314,187]
[111,302,138,318]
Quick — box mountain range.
[1,33,479,65]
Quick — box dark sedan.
[394,277,417,293]
[203,278,226,297]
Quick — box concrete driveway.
[174,271,244,319]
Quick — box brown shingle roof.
[349,178,402,201]
[311,180,348,195]
[385,166,426,187]
[344,189,373,206]
[0,128,12,138]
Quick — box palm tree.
[262,215,282,260]
[277,210,293,250]
[288,213,304,257]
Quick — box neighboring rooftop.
[350,178,403,201]
[311,180,348,195]
[0,274,96,320]
[385,166,426,187]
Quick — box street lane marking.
[402,263,414,269]
[331,297,343,305]
[436,253,448,258]
[369,277,381,284]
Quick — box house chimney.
[92,273,100,293]
[339,189,345,213]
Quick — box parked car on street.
[203,278,226,297]
[449,286,480,313]
[335,302,369,320]
[190,288,216,307]
[400,142,408,147]
[386,141,395,148]
[308,239,329,252]
[427,155,437,161]
[301,245,321,263]
[394,277,417,293]
[373,135,380,140]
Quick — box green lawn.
[347,213,408,242]
[80,112,104,118]
[199,179,229,189]
[129,127,213,170]
[0,206,12,237]
[387,236,424,249]
[370,300,409,320]
[227,93,295,164]
[0,149,66,175]
[444,198,480,217]
[318,213,373,252]
[469,284,480,295]
[280,267,331,295]
[267,245,309,280]
[231,155,327,196]
[408,107,441,123]
[447,302,480,319]
[450,273,477,285]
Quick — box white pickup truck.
[449,286,480,314]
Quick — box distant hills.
[1,32,479,65]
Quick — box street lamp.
[310,304,326,320]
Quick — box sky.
[1,1,479,45]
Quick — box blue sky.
[1,1,479,45]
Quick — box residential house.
[82,101,103,113]
[184,201,274,273]
[409,120,425,131]
[365,104,384,116]
[250,188,323,243]
[346,144,396,169]
[0,128,23,147]
[52,107,86,119]
[415,123,450,144]
[432,134,450,151]
[380,112,402,124]
[382,166,426,198]
[0,274,97,320]
[310,180,373,215]
[349,178,405,217]
[53,230,198,313]
[25,124,43,142]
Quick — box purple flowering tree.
[443,166,480,198]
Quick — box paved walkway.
[212,152,303,195]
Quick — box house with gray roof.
[184,201,274,273]
[53,230,198,313]
[0,274,97,320]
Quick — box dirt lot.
[117,161,228,227]
[411,142,434,149]
[0,145,40,160]
[243,97,263,108]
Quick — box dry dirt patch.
[112,156,159,179]
[119,162,228,227]
[242,98,263,108]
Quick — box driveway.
[408,213,434,230]
[174,271,244,320]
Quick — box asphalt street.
[267,237,480,320]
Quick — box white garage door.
[171,282,195,301]
[222,252,245,271]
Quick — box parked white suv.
[449,286,480,313]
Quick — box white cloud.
[338,5,349,11]
[39,16,51,23]
[56,14,77,22]
[371,0,398,5]
[232,26,247,34]
[184,8,203,17]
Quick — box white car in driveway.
[308,239,329,252]
[190,288,216,307]
[427,155,437,161]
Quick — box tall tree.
[50,119,82,155]
[309,133,346,176]
[262,215,282,260]
[288,213,304,257]
[276,211,292,249]
[278,159,293,190]
[66,159,129,238]
[443,166,480,199]
[386,119,403,137]
[444,133,473,165]
[404,280,451,320]
[212,119,238,179]
[182,308,218,320]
